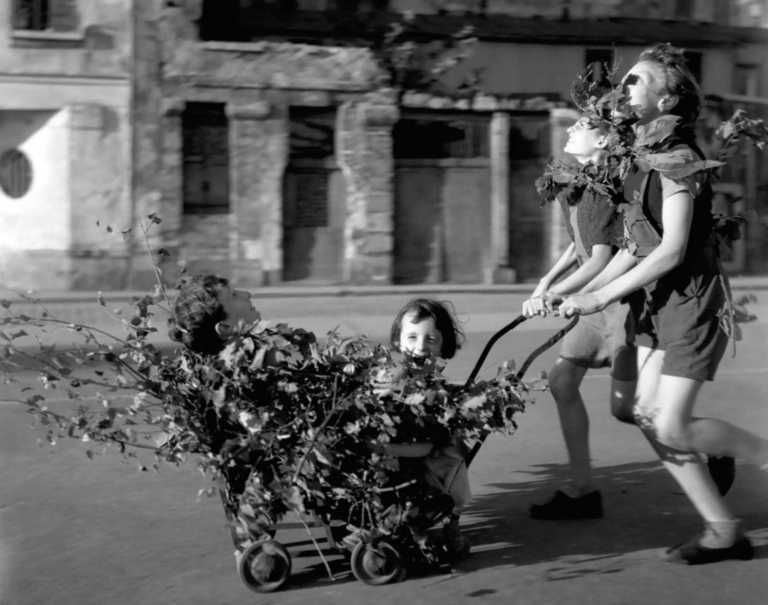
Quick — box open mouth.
[408,355,431,368]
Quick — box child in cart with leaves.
[168,276,527,587]
[374,298,473,560]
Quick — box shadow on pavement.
[268,460,768,591]
[459,460,768,574]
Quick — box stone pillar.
[128,97,184,290]
[489,111,515,284]
[336,99,399,285]
[547,108,580,269]
[227,101,288,287]
[159,97,185,250]
[67,103,132,290]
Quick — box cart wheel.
[237,540,292,593]
[350,539,402,586]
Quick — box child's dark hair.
[168,274,230,355]
[637,43,702,128]
[390,298,465,359]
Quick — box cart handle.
[463,314,580,467]
[464,314,527,388]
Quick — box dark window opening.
[289,107,336,160]
[735,64,760,97]
[674,0,695,18]
[508,114,551,161]
[584,48,615,87]
[394,114,489,160]
[182,103,230,215]
[13,0,48,31]
[0,149,33,198]
[683,51,703,85]
[13,0,79,32]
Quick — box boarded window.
[182,103,230,215]
[394,113,489,159]
[291,170,329,228]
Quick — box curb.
[5,276,768,305]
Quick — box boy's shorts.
[631,258,729,382]
[559,301,637,381]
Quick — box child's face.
[621,61,669,124]
[218,286,261,326]
[563,117,603,161]
[398,311,443,371]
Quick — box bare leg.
[633,346,736,522]
[548,358,595,496]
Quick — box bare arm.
[537,243,578,293]
[559,191,693,316]
[522,244,578,317]
[549,243,614,296]
[580,248,638,293]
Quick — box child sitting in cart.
[168,274,262,355]
[377,297,472,560]
[168,279,504,581]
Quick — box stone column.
[67,103,132,289]
[547,108,580,269]
[159,97,185,251]
[127,97,184,290]
[227,101,288,287]
[336,98,399,285]
[489,111,514,284]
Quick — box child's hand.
[523,291,560,317]
[543,292,565,313]
[558,292,606,317]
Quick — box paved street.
[1,288,767,605]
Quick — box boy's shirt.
[558,189,622,265]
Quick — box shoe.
[663,533,754,565]
[529,489,603,520]
[707,456,736,496]
[442,516,471,561]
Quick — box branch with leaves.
[1,213,535,574]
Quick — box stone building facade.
[2,0,767,290]
[0,0,132,290]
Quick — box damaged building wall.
[133,0,399,287]
[0,0,132,290]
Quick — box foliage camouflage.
[0,218,532,564]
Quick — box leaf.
[155,432,173,448]
[634,115,680,147]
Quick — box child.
[383,297,471,559]
[527,112,734,520]
[559,43,768,564]
[168,274,261,355]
